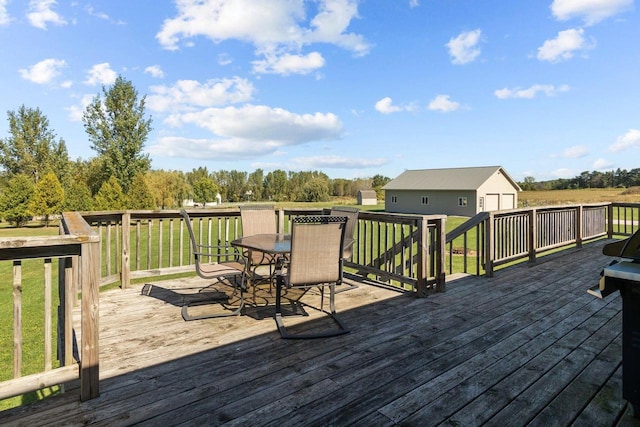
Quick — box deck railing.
[1,202,636,406]
[0,212,99,404]
[80,208,447,296]
[446,202,639,276]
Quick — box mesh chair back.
[181,209,201,263]
[288,216,347,286]
[240,205,277,236]
[330,206,359,259]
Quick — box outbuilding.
[357,189,378,206]
[382,166,521,216]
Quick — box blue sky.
[1,0,639,182]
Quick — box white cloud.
[144,65,165,79]
[551,0,633,25]
[156,0,370,75]
[27,0,67,29]
[609,129,640,152]
[494,84,570,99]
[446,29,482,65]
[409,0,420,8]
[19,58,66,84]
[147,77,255,113]
[218,53,233,66]
[290,155,387,169]
[428,95,460,112]
[252,51,325,75]
[562,145,588,158]
[593,158,613,169]
[537,28,593,63]
[148,104,343,160]
[552,168,576,178]
[0,0,11,25]
[66,93,95,122]
[375,96,415,114]
[83,63,117,86]
[85,6,109,21]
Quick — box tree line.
[0,75,390,227]
[519,169,640,191]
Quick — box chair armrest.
[193,245,247,263]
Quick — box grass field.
[520,187,640,206]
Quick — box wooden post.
[277,208,285,233]
[436,216,446,293]
[80,240,100,401]
[44,258,52,371]
[58,256,74,367]
[607,203,613,238]
[13,260,22,379]
[528,208,537,264]
[416,217,428,298]
[485,213,494,278]
[576,205,583,248]
[121,212,130,288]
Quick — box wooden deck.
[2,240,640,426]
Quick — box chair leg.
[274,282,349,339]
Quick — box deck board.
[2,240,640,426]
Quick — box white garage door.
[486,194,500,211]
[502,194,515,210]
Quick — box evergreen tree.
[64,180,94,212]
[94,176,126,211]
[29,171,64,226]
[127,174,156,209]
[0,174,34,226]
[83,75,152,192]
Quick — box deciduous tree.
[0,105,70,184]
[83,75,152,192]
[192,177,219,205]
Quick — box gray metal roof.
[382,166,520,191]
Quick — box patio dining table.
[231,233,291,260]
[231,234,291,293]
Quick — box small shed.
[382,166,521,216]
[357,190,378,206]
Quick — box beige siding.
[385,190,477,216]
[477,170,519,211]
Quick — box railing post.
[576,205,583,248]
[121,212,131,288]
[80,239,100,401]
[528,208,537,264]
[277,208,285,233]
[13,260,22,379]
[58,256,74,367]
[484,213,494,277]
[607,203,614,238]
[435,216,446,293]
[415,217,428,298]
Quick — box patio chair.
[180,209,247,320]
[239,205,278,294]
[330,206,360,260]
[274,215,349,339]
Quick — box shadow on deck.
[2,240,640,426]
